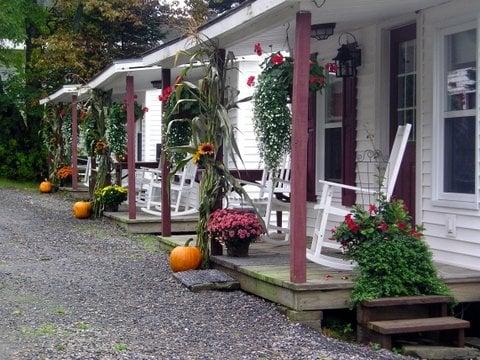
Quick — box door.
[390,24,417,219]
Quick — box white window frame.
[432,20,479,209]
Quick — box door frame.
[389,22,417,219]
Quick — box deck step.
[362,295,452,307]
[368,317,470,335]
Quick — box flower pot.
[225,240,251,257]
[104,204,119,212]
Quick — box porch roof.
[141,0,447,67]
[77,60,162,101]
[39,84,81,105]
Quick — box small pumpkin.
[73,201,92,219]
[39,180,53,193]
[169,238,202,272]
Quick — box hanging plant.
[106,101,146,159]
[252,44,327,170]
[62,112,72,161]
[161,83,199,168]
[106,103,127,158]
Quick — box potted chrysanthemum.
[207,209,265,257]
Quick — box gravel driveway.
[0,188,404,360]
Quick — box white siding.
[143,89,163,162]
[420,0,480,271]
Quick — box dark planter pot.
[60,178,72,188]
[104,204,119,212]
[225,240,251,257]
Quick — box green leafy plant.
[61,112,72,161]
[106,103,127,157]
[93,185,127,216]
[252,44,327,170]
[331,197,450,305]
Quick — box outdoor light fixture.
[310,23,336,41]
[333,32,362,77]
[151,80,162,89]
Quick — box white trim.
[39,85,81,105]
[432,19,479,208]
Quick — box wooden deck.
[159,236,480,312]
[104,207,198,234]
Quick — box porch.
[160,235,480,312]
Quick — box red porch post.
[126,75,136,219]
[290,11,311,283]
[71,94,78,190]
[161,69,172,236]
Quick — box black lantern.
[151,80,162,89]
[310,23,336,41]
[333,33,361,77]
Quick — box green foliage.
[351,234,450,305]
[106,103,127,157]
[0,80,45,180]
[94,185,127,208]
[331,197,450,305]
[253,54,326,170]
[62,113,72,161]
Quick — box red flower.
[254,43,263,56]
[368,204,378,214]
[246,75,255,87]
[378,222,389,232]
[309,75,325,86]
[410,229,423,239]
[344,214,359,233]
[271,53,284,65]
[325,62,337,74]
[143,107,149,113]
[397,222,407,230]
[158,86,173,103]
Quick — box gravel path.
[0,188,405,360]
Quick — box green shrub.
[331,197,451,305]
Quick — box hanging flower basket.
[251,43,327,170]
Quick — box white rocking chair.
[141,161,198,217]
[257,156,292,245]
[306,124,412,270]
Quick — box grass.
[133,234,162,253]
[0,177,38,191]
[113,343,128,352]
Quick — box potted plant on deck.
[94,185,127,213]
[207,209,265,257]
[56,165,73,187]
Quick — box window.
[435,24,478,205]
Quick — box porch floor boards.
[158,236,480,311]
[103,207,198,234]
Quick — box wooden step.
[368,317,470,335]
[362,295,452,307]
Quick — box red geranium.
[246,75,255,87]
[368,204,378,214]
[143,107,149,113]
[345,214,359,233]
[271,53,284,65]
[158,86,173,103]
[325,62,337,74]
[254,43,263,56]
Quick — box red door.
[390,24,417,219]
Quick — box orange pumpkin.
[39,180,53,193]
[73,201,92,219]
[169,238,202,272]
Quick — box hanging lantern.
[333,34,362,78]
